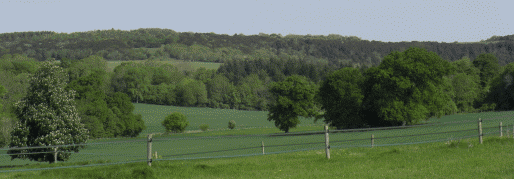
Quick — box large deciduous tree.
[317,67,366,130]
[473,53,501,89]
[483,62,514,111]
[267,75,321,133]
[449,57,481,113]
[472,53,501,109]
[111,62,151,103]
[175,78,208,107]
[360,47,455,127]
[207,74,236,109]
[8,59,89,164]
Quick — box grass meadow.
[105,57,223,72]
[1,104,514,178]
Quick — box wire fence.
[1,113,514,173]
[3,111,512,151]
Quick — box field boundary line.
[3,112,514,151]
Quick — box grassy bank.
[1,135,513,178]
[105,57,222,72]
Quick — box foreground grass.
[2,135,513,178]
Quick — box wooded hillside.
[1,28,514,145]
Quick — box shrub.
[228,120,236,129]
[161,112,189,133]
[199,123,209,132]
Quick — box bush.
[161,112,189,133]
[228,120,236,129]
[199,123,209,132]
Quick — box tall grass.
[1,135,513,178]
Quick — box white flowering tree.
[7,59,89,164]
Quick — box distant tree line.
[1,28,514,67]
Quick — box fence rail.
[1,116,513,172]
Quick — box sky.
[0,0,512,43]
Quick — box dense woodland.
[1,29,514,150]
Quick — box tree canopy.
[267,75,321,133]
[360,47,455,127]
[317,67,365,129]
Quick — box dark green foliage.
[110,62,151,103]
[8,59,89,164]
[472,53,501,109]
[193,67,216,84]
[449,57,481,113]
[1,29,514,69]
[59,57,73,69]
[206,74,236,109]
[174,78,208,107]
[162,112,189,133]
[482,62,514,111]
[0,85,5,111]
[473,53,501,89]
[106,92,146,137]
[199,123,209,131]
[0,54,39,75]
[0,85,7,147]
[67,65,146,138]
[267,75,322,133]
[228,120,236,129]
[317,67,366,129]
[360,47,455,127]
[0,54,38,148]
[66,55,108,82]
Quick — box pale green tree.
[8,59,89,164]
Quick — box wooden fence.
[144,118,511,166]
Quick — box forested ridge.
[1,28,514,150]
[1,28,514,66]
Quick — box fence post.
[147,134,152,166]
[262,141,265,154]
[325,125,330,159]
[500,122,503,137]
[478,118,483,144]
[371,134,374,148]
[54,147,58,163]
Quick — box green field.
[1,104,514,178]
[1,135,513,178]
[106,57,223,72]
[131,103,328,138]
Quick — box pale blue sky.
[1,0,512,43]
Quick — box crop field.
[2,135,513,178]
[131,103,327,137]
[1,103,514,171]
